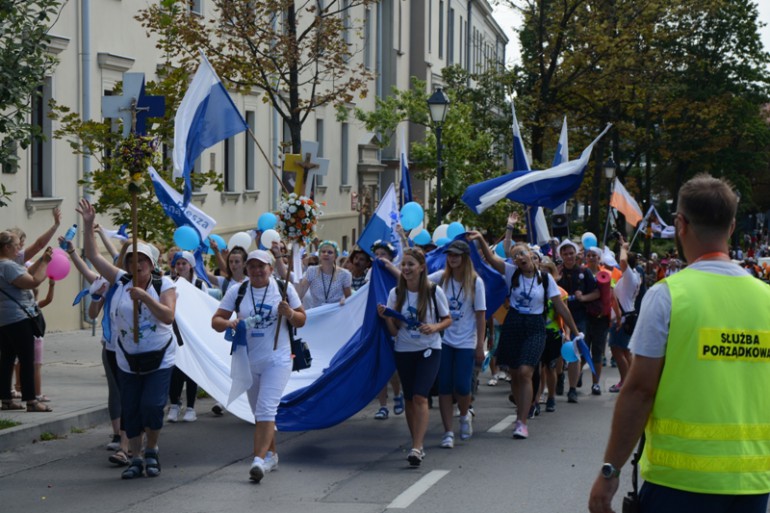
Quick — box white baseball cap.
[557,239,579,254]
[246,249,274,265]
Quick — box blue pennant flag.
[357,183,400,258]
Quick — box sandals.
[393,394,405,415]
[2,401,24,410]
[144,449,161,477]
[121,458,144,479]
[36,395,51,403]
[26,401,53,412]
[109,449,130,467]
[374,407,389,420]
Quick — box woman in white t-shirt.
[212,250,306,483]
[469,233,579,441]
[297,241,351,307]
[78,199,176,480]
[377,248,452,467]
[428,240,486,449]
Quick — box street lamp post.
[427,87,450,227]
[602,156,617,245]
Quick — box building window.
[438,1,444,59]
[398,1,403,54]
[189,0,202,15]
[340,123,349,186]
[30,80,52,198]
[447,8,454,65]
[315,119,324,186]
[245,111,256,190]
[224,136,235,192]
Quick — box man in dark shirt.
[557,239,599,403]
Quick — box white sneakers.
[459,415,473,440]
[167,404,180,423]
[250,452,279,481]
[182,408,197,422]
[264,451,279,472]
[249,457,266,482]
[168,405,197,423]
[440,432,455,449]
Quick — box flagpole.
[246,127,290,194]
[628,205,654,250]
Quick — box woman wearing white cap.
[77,199,177,480]
[166,251,208,423]
[211,249,306,483]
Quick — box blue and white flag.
[399,130,412,206]
[149,167,216,241]
[462,124,612,214]
[511,100,530,172]
[357,183,400,258]
[173,52,248,207]
[101,224,129,241]
[552,116,569,215]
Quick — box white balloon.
[432,223,449,242]
[260,229,281,249]
[409,222,424,240]
[229,231,252,251]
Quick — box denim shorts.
[438,344,475,396]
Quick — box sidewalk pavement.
[0,328,112,452]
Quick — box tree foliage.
[356,67,523,236]
[507,0,770,233]
[0,0,63,201]
[50,68,222,245]
[137,0,378,154]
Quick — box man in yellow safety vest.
[588,174,770,513]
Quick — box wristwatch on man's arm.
[601,462,621,479]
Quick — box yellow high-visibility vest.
[640,268,770,494]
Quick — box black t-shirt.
[558,265,597,319]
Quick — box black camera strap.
[630,433,646,498]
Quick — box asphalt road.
[0,367,636,513]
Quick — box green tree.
[355,68,521,236]
[508,0,770,235]
[137,0,377,154]
[50,68,222,244]
[0,0,63,204]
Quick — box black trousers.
[0,318,35,401]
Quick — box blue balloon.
[257,212,278,231]
[436,237,451,247]
[495,242,507,258]
[561,341,579,363]
[447,222,465,239]
[400,202,424,231]
[414,229,431,245]
[581,232,598,250]
[204,234,227,255]
[173,226,200,251]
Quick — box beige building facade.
[1,0,506,331]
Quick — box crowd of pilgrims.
[2,203,767,481]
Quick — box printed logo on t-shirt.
[448,296,464,321]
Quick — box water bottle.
[60,224,78,250]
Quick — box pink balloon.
[46,253,71,281]
[52,247,68,259]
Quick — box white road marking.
[487,414,517,433]
[387,470,450,509]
